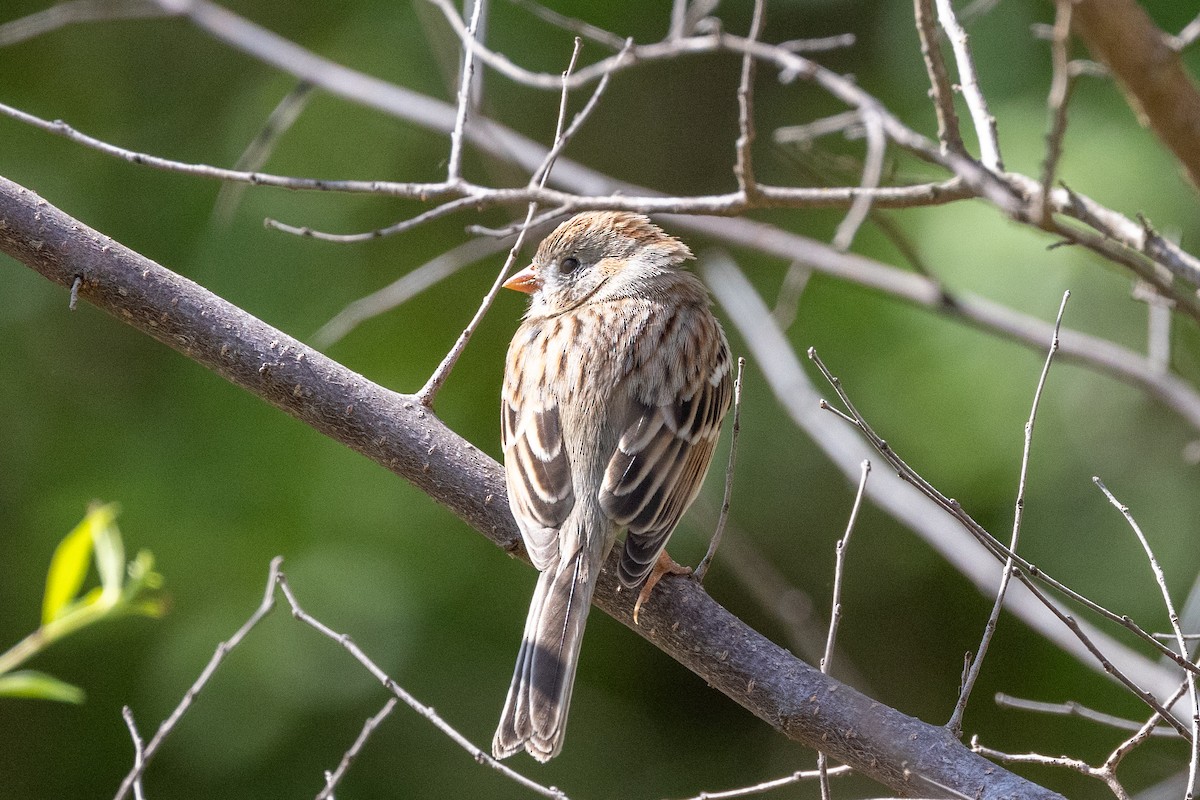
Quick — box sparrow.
[493,211,732,762]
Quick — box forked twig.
[447,0,486,182]
[947,290,1070,737]
[733,0,765,196]
[273,571,569,800]
[114,557,285,800]
[912,0,965,155]
[819,458,871,799]
[315,698,398,800]
[120,707,146,800]
[416,35,627,406]
[806,348,1194,738]
[1038,0,1074,223]
[1094,477,1200,796]
[934,0,1003,170]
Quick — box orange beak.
[503,264,541,294]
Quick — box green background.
[2,1,1199,797]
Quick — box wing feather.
[600,305,732,587]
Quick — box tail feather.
[493,548,595,762]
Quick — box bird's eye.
[560,256,581,274]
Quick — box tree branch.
[1072,0,1200,191]
[0,174,1065,800]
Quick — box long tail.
[493,547,596,762]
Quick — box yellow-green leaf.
[41,510,103,624]
[0,670,85,704]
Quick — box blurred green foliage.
[0,503,164,705]
[2,1,1199,797]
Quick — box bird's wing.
[503,325,576,572]
[600,305,732,587]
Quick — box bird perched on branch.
[493,211,732,762]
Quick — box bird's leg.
[633,551,692,624]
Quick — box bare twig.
[971,737,1130,800]
[1094,477,1200,796]
[315,698,399,800]
[673,764,853,800]
[831,109,886,251]
[806,349,1196,736]
[803,341,1200,686]
[934,0,1003,169]
[947,290,1070,737]
[977,681,1191,800]
[1039,0,1074,223]
[1103,681,1190,772]
[701,254,1182,705]
[271,571,569,799]
[912,0,966,155]
[266,195,481,242]
[994,692,1179,737]
[0,0,167,46]
[113,557,284,800]
[416,36,591,406]
[503,0,626,49]
[695,356,746,582]
[733,0,765,196]
[119,707,146,800]
[447,0,486,182]
[819,458,871,799]
[313,235,509,348]
[214,80,315,225]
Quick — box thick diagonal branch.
[0,176,1064,799]
[1072,0,1200,191]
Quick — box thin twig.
[804,349,1196,738]
[803,343,1200,681]
[1039,0,1073,224]
[0,0,167,46]
[416,36,591,406]
[819,458,871,799]
[315,698,398,800]
[273,572,569,799]
[265,194,480,242]
[734,0,765,197]
[947,290,1070,737]
[971,738,1129,800]
[934,0,1003,170]
[120,707,146,800]
[313,235,509,348]
[994,692,1179,737]
[673,764,853,800]
[831,109,886,251]
[113,557,285,800]
[1103,681,1190,772]
[912,0,966,155]
[1094,477,1200,797]
[214,80,315,225]
[695,356,746,582]
[446,0,486,182]
[503,0,626,49]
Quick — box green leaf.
[0,670,86,704]
[41,508,107,624]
